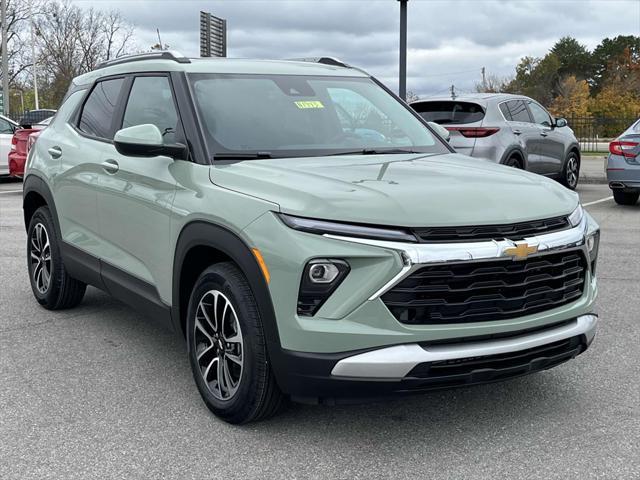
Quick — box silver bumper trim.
[330,314,598,380]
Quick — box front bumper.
[276,314,597,404]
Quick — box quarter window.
[500,100,531,123]
[78,78,125,139]
[528,102,552,127]
[122,76,179,144]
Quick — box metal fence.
[567,114,638,152]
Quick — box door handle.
[512,129,522,135]
[48,146,62,159]
[540,131,548,137]
[101,159,119,174]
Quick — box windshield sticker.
[294,100,325,109]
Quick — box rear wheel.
[186,262,284,424]
[613,190,639,206]
[27,206,86,309]
[503,156,522,169]
[561,152,580,190]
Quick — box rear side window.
[121,76,179,144]
[0,118,14,134]
[79,78,125,139]
[412,101,485,124]
[500,100,531,122]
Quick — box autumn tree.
[548,76,590,117]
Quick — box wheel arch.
[172,221,281,350]
[22,175,61,238]
[500,146,527,169]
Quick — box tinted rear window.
[79,78,125,139]
[412,101,485,124]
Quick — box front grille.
[382,251,587,325]
[412,216,569,243]
[405,335,584,387]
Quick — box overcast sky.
[73,0,640,96]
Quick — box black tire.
[27,206,86,309]
[613,190,639,206]
[560,152,580,190]
[503,156,522,169]
[186,262,284,424]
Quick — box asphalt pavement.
[0,177,638,480]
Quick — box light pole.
[398,0,408,101]
[1,0,9,116]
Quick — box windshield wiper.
[213,152,273,160]
[328,148,420,156]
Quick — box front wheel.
[186,262,284,424]
[561,152,580,190]
[613,190,639,206]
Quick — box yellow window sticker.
[294,100,325,109]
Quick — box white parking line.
[583,196,613,207]
[0,190,23,194]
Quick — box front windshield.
[188,73,449,158]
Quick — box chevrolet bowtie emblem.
[504,242,538,260]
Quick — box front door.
[499,99,543,172]
[527,101,565,175]
[95,74,180,305]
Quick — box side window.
[121,76,178,144]
[528,102,552,127]
[501,100,531,122]
[0,118,14,134]
[79,78,125,139]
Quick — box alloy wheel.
[30,223,52,294]
[193,290,244,401]
[566,157,578,188]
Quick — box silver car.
[410,93,581,189]
[606,118,639,205]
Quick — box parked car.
[410,94,581,189]
[18,109,57,127]
[607,118,640,205]
[8,116,53,178]
[0,114,19,177]
[23,52,600,424]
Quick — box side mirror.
[554,117,568,128]
[428,121,451,142]
[114,124,187,159]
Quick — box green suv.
[23,52,600,423]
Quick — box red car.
[8,116,53,178]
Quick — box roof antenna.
[156,29,163,50]
[450,84,457,100]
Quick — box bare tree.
[0,0,43,86]
[34,0,134,106]
[474,73,513,93]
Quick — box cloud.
[72,0,640,95]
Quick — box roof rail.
[286,57,351,68]
[96,50,191,69]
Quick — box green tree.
[507,54,561,106]
[591,35,640,93]
[550,36,592,80]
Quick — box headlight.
[298,259,350,316]
[279,213,417,243]
[568,204,584,227]
[586,230,600,273]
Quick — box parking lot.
[0,178,638,479]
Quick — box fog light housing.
[297,259,350,316]
[586,230,600,274]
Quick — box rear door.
[498,99,543,172]
[527,100,565,174]
[95,74,180,305]
[51,77,127,262]
[411,100,485,156]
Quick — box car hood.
[209,153,579,227]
